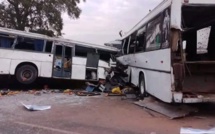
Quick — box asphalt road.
[0,93,215,134]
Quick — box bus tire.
[139,73,146,100]
[16,64,38,84]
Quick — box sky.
[62,0,163,45]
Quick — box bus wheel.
[16,65,38,84]
[139,74,146,100]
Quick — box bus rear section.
[174,3,215,103]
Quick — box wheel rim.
[140,78,145,95]
[22,70,33,80]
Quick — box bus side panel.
[9,51,53,76]
[128,49,171,72]
[10,60,41,75]
[73,57,86,65]
[98,67,106,79]
[40,62,52,78]
[0,59,11,74]
[126,49,172,103]
[98,60,109,68]
[171,0,182,29]
[71,65,86,80]
[0,49,13,74]
[144,70,172,103]
[131,67,139,86]
[98,60,109,79]
[130,67,173,103]
[185,0,215,4]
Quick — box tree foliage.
[0,0,85,36]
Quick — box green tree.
[0,0,85,36]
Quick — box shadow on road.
[0,75,86,90]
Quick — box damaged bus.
[117,0,215,103]
[0,27,117,84]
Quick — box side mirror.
[183,41,187,50]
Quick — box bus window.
[136,33,146,52]
[128,39,136,54]
[98,50,111,61]
[0,35,15,48]
[15,37,44,52]
[75,46,95,57]
[161,8,170,48]
[45,41,53,53]
[136,26,146,52]
[146,13,163,51]
[63,46,72,77]
[123,38,129,54]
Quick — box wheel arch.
[139,71,147,92]
[139,71,145,86]
[15,62,39,76]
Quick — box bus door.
[86,52,100,80]
[53,43,73,78]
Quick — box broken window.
[146,13,163,51]
[15,37,44,52]
[75,45,95,57]
[145,8,170,51]
[136,26,146,52]
[123,38,129,55]
[45,41,53,53]
[0,34,15,48]
[128,39,136,54]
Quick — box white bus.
[0,27,118,84]
[117,0,215,103]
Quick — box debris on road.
[134,97,198,119]
[74,91,101,96]
[0,89,20,96]
[63,89,73,95]
[111,87,122,94]
[21,102,51,111]
[180,127,215,134]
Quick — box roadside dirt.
[0,93,215,134]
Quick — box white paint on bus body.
[117,49,172,103]
[182,0,215,4]
[117,49,171,72]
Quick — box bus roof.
[121,0,172,40]
[0,27,118,52]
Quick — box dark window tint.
[55,45,63,56]
[128,39,136,54]
[123,39,129,54]
[65,46,72,58]
[0,35,15,48]
[45,41,53,53]
[98,50,110,61]
[75,46,95,57]
[15,37,44,52]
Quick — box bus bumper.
[183,94,215,103]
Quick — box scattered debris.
[111,87,122,94]
[180,127,215,134]
[106,93,124,97]
[21,102,51,111]
[134,97,198,119]
[86,86,95,92]
[0,89,20,96]
[34,91,42,96]
[74,91,101,96]
[63,89,73,95]
[53,89,60,93]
